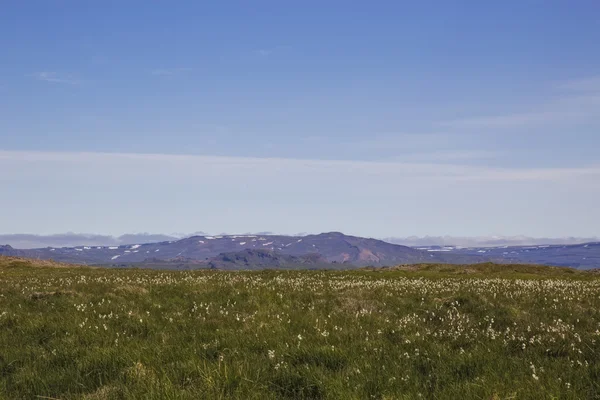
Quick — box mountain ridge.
[0,232,484,267]
[2,232,599,269]
[3,232,597,249]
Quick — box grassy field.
[1,257,600,399]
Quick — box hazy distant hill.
[385,235,598,247]
[3,232,598,269]
[418,242,600,269]
[0,232,483,267]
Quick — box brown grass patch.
[29,290,78,300]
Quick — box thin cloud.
[150,67,192,76]
[1,150,598,184]
[0,233,179,249]
[558,76,600,92]
[254,45,291,57]
[343,133,458,151]
[333,133,498,163]
[389,150,501,162]
[440,76,600,128]
[256,49,272,56]
[2,150,598,238]
[31,71,80,85]
[440,110,583,128]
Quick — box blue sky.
[1,1,599,238]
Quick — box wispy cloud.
[1,150,598,238]
[256,49,273,56]
[1,150,598,184]
[440,76,600,128]
[150,67,192,76]
[31,71,80,85]
[389,150,501,163]
[0,233,179,249]
[254,45,291,57]
[341,133,458,151]
[324,133,498,163]
[558,76,600,92]
[440,110,584,128]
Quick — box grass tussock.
[1,256,599,399]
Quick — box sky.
[1,1,599,239]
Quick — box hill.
[417,241,600,269]
[206,249,333,270]
[0,232,486,267]
[114,250,334,271]
[3,233,599,269]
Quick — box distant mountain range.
[1,232,598,269]
[2,232,596,249]
[384,235,599,247]
[0,232,482,268]
[415,242,600,269]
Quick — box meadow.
[1,257,600,399]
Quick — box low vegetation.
[1,257,599,399]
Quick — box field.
[1,258,600,399]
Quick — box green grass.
[1,257,600,399]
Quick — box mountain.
[418,242,600,269]
[206,249,333,270]
[5,232,596,250]
[0,232,485,267]
[5,232,597,269]
[384,235,599,247]
[108,251,332,271]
